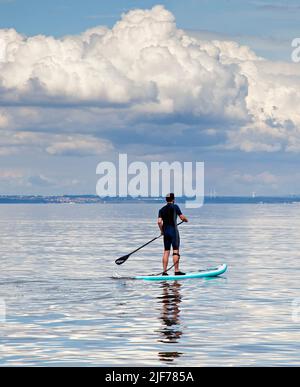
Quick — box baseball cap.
[166,193,175,202]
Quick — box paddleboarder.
[158,193,188,276]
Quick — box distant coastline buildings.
[0,195,300,204]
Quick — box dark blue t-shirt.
[158,203,182,229]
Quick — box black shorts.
[163,226,180,251]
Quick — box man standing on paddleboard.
[158,193,188,276]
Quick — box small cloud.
[27,174,54,187]
[0,168,23,180]
[0,111,9,128]
[46,136,113,157]
[233,171,278,185]
[251,1,300,12]
[86,14,119,20]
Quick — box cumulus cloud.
[0,4,300,155]
[0,5,248,122]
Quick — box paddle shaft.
[132,220,184,255]
[115,221,184,265]
[129,235,162,256]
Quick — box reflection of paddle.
[115,221,184,266]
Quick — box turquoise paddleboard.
[135,263,227,281]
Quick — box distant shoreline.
[0,195,300,204]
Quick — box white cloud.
[233,171,278,185]
[0,5,248,123]
[188,29,292,61]
[0,110,9,128]
[0,168,23,180]
[0,129,113,157]
[0,168,83,193]
[0,5,300,154]
[45,135,113,156]
[27,174,54,187]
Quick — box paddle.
[115,221,184,266]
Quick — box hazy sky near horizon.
[0,0,300,196]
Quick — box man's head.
[166,193,175,203]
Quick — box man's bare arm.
[158,217,164,234]
[179,214,189,222]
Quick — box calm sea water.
[0,203,299,366]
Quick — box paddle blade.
[115,254,130,265]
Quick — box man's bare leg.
[163,250,170,272]
[173,249,180,272]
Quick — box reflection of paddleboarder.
[158,193,188,276]
[158,281,183,362]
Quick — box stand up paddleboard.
[135,263,227,281]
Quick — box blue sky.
[0,0,299,196]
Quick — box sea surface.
[0,203,299,366]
